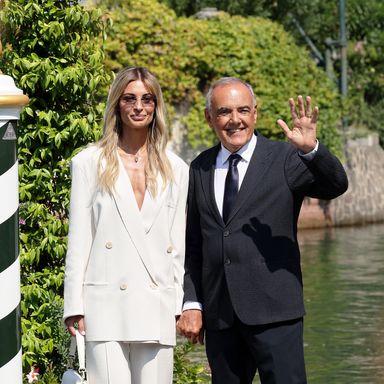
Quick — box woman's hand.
[65,315,85,336]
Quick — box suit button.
[225,258,231,265]
[120,283,127,290]
[105,241,113,249]
[166,246,173,253]
[223,230,230,237]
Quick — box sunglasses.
[119,94,156,107]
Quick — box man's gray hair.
[205,77,257,112]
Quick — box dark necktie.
[222,154,241,223]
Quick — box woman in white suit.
[63,67,189,383]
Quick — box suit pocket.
[161,287,176,317]
[83,281,108,286]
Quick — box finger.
[183,332,191,340]
[77,318,86,336]
[176,324,186,336]
[298,95,305,117]
[67,325,77,337]
[198,330,205,345]
[289,98,298,120]
[192,334,201,344]
[187,334,196,344]
[311,106,319,123]
[306,96,312,117]
[277,119,291,139]
[65,319,76,336]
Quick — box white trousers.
[86,341,173,384]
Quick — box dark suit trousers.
[205,316,307,384]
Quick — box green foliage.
[0,0,110,377]
[274,0,384,144]
[160,0,272,17]
[173,342,210,383]
[21,294,69,383]
[178,14,342,154]
[344,0,384,142]
[99,0,343,156]
[161,0,384,146]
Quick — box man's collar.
[218,133,257,165]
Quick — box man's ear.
[254,105,258,124]
[204,108,213,127]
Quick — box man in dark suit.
[176,77,348,384]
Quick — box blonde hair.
[97,67,173,196]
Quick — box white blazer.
[63,145,189,346]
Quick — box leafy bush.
[0,0,110,376]
[173,342,210,383]
[100,0,343,156]
[161,0,384,146]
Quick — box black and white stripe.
[0,74,29,382]
[0,118,22,381]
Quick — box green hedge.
[0,0,110,379]
[102,0,343,155]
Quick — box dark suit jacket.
[183,132,348,330]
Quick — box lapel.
[140,173,168,234]
[225,133,274,225]
[111,155,157,283]
[199,144,225,227]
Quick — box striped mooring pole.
[0,73,29,382]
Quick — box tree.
[160,0,272,17]
[274,0,384,143]
[160,0,384,145]
[97,0,343,156]
[0,0,110,377]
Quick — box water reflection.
[300,223,384,384]
[185,223,384,383]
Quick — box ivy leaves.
[0,0,110,376]
[101,0,342,156]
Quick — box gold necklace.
[133,145,146,163]
[119,143,146,163]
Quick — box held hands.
[65,315,85,337]
[176,309,204,345]
[277,95,318,154]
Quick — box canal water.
[186,223,384,383]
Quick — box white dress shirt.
[214,134,257,216]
